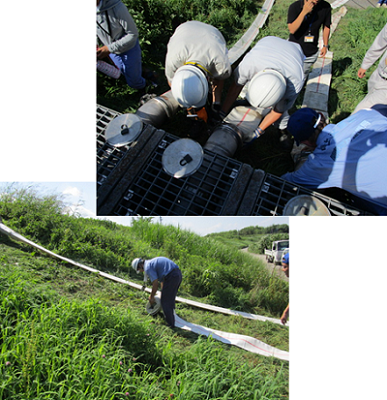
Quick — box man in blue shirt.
[281,253,289,325]
[282,106,387,215]
[132,257,182,327]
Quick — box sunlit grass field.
[0,186,289,399]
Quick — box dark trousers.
[161,268,182,327]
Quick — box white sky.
[0,3,385,399]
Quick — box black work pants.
[161,268,182,327]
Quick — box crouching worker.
[165,21,232,137]
[132,257,182,328]
[96,0,146,90]
[221,36,304,146]
[282,106,387,215]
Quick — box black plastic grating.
[113,133,242,216]
[96,105,131,187]
[252,174,364,216]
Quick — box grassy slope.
[0,236,289,400]
[0,188,289,399]
[206,224,289,255]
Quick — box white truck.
[265,240,289,264]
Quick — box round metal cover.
[105,114,143,147]
[162,138,203,178]
[283,195,330,216]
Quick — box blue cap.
[371,104,387,117]
[288,108,320,145]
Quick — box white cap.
[132,258,142,273]
[246,69,286,109]
[171,65,208,108]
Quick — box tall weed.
[1,188,288,316]
[0,264,288,400]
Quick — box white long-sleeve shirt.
[165,21,231,83]
[234,36,305,113]
[360,23,387,80]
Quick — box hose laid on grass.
[175,315,289,361]
[227,0,275,64]
[0,222,289,360]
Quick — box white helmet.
[132,258,143,273]
[171,65,208,108]
[246,69,286,109]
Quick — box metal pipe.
[135,90,180,128]
[204,105,262,158]
[204,123,243,158]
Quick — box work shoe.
[142,70,159,87]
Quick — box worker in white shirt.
[354,23,387,114]
[221,36,304,145]
[165,21,232,134]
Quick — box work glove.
[243,127,265,146]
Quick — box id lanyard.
[304,10,316,43]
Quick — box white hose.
[175,315,289,361]
[0,222,289,360]
[227,0,276,64]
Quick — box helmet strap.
[184,61,212,77]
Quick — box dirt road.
[240,247,289,282]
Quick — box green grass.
[0,243,289,400]
[328,7,387,122]
[0,186,289,315]
[206,224,289,252]
[0,187,289,399]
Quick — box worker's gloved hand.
[243,127,265,146]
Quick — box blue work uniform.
[282,109,387,215]
[283,252,289,265]
[144,257,182,327]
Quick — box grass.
[0,243,289,400]
[0,187,289,399]
[0,186,289,315]
[206,224,289,251]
